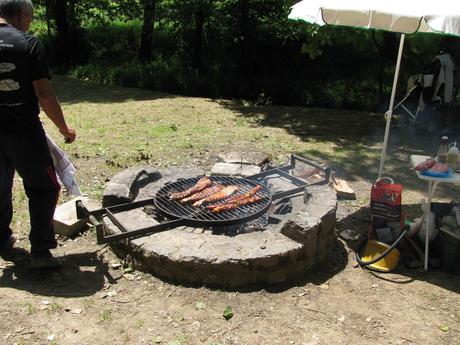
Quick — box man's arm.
[33,78,76,143]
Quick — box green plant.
[135,319,144,330]
[100,309,112,322]
[51,302,62,312]
[24,302,37,316]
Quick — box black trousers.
[0,124,60,253]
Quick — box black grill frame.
[76,154,331,244]
[154,176,272,226]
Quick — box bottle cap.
[442,136,449,140]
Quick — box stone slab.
[211,162,261,177]
[54,197,99,237]
[103,166,161,207]
[136,166,205,200]
[219,152,252,164]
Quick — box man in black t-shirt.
[0,0,76,267]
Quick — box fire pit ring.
[89,157,338,287]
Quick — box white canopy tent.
[289,0,460,179]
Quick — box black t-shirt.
[0,23,50,133]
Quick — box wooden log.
[329,172,356,200]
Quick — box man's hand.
[33,78,76,143]
[61,127,76,143]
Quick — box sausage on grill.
[211,195,263,213]
[169,176,212,200]
[193,185,239,207]
[207,185,262,210]
[180,184,224,203]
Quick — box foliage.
[31,0,452,111]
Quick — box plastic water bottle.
[437,136,449,164]
[447,142,459,170]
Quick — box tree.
[139,0,157,62]
[238,0,249,74]
[372,31,397,107]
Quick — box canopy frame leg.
[378,33,406,179]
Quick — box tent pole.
[378,34,406,179]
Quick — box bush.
[85,21,141,63]
[70,56,186,93]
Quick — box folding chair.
[394,53,457,133]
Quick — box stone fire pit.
[102,162,337,287]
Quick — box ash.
[211,198,293,237]
[210,213,269,236]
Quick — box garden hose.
[355,225,410,267]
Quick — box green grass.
[24,302,37,316]
[9,75,460,239]
[100,309,112,322]
[50,302,62,313]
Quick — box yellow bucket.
[359,240,401,272]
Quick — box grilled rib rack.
[155,176,271,226]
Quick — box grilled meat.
[211,195,263,213]
[207,185,262,210]
[193,185,239,207]
[180,184,224,203]
[169,176,212,200]
[414,158,436,171]
[427,163,450,173]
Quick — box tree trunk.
[139,0,156,62]
[54,0,70,65]
[54,0,69,38]
[192,7,205,74]
[372,32,397,109]
[45,0,52,38]
[67,0,77,32]
[372,32,384,108]
[239,0,249,75]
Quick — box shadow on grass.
[217,99,460,200]
[0,252,118,297]
[52,75,176,105]
[216,100,386,144]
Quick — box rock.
[65,308,83,315]
[103,166,161,207]
[54,197,99,237]
[211,162,261,177]
[340,229,361,241]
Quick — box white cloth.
[433,53,456,104]
[45,132,82,196]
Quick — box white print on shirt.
[0,63,15,73]
[0,102,23,106]
[0,40,14,48]
[0,79,20,91]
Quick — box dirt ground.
[1,76,460,345]
[1,179,460,345]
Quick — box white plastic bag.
[417,198,437,242]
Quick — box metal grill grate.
[154,176,272,226]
